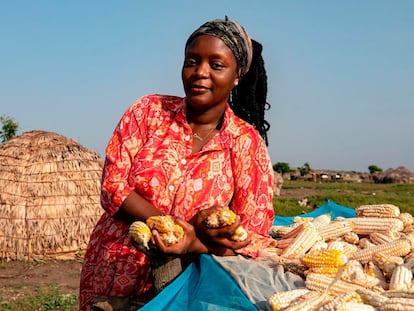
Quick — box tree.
[273,162,291,175]
[0,115,19,143]
[298,162,312,176]
[368,164,382,174]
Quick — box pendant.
[193,133,203,141]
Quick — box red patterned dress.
[79,94,275,310]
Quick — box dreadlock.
[230,39,271,145]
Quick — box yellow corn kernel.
[300,249,347,268]
[129,221,152,249]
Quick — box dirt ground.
[0,188,311,304]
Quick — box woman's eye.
[184,59,196,67]
[211,63,224,70]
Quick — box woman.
[80,17,275,310]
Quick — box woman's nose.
[194,62,209,78]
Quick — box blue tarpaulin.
[141,254,256,311]
[273,200,355,226]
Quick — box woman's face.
[182,35,239,110]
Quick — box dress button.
[168,185,174,191]
[184,135,191,141]
[181,159,187,165]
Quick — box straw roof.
[375,166,414,184]
[0,130,104,260]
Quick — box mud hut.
[0,130,104,260]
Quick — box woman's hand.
[152,218,207,255]
[190,207,251,251]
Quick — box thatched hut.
[374,166,414,184]
[0,130,104,260]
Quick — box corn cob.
[339,259,384,289]
[356,288,389,308]
[204,209,248,241]
[350,217,404,235]
[364,261,388,289]
[356,204,400,218]
[335,302,376,311]
[283,290,329,311]
[389,264,413,291]
[343,232,359,244]
[230,225,248,242]
[266,288,309,311]
[146,215,184,246]
[383,291,414,299]
[358,238,376,249]
[380,297,414,311]
[370,232,399,245]
[281,223,305,239]
[317,220,353,241]
[311,214,332,228]
[269,225,296,238]
[309,241,329,252]
[373,253,404,278]
[282,224,322,258]
[399,212,414,228]
[301,249,347,268]
[205,208,237,228]
[317,291,362,311]
[305,273,365,296]
[351,238,412,263]
[129,221,152,249]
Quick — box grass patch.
[0,283,78,311]
[274,180,414,216]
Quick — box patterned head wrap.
[185,17,253,77]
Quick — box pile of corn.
[266,204,414,311]
[129,209,248,250]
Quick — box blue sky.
[1,0,413,172]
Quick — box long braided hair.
[230,39,271,145]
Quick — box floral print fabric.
[79,94,275,310]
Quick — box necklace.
[192,127,217,141]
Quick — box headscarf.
[185,17,253,77]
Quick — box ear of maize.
[399,212,414,228]
[230,225,248,242]
[356,288,388,308]
[389,264,413,291]
[266,288,309,311]
[205,208,237,228]
[350,217,404,235]
[282,290,329,311]
[380,297,414,311]
[305,272,366,296]
[300,249,347,268]
[318,291,362,311]
[129,221,152,249]
[356,204,400,218]
[281,225,322,258]
[351,238,412,263]
[317,220,353,241]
